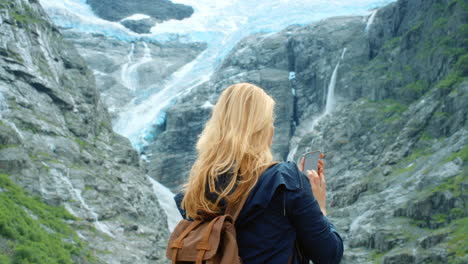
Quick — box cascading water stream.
[323,47,347,116]
[287,48,347,162]
[59,167,114,237]
[147,176,182,231]
[365,9,378,32]
[120,42,153,92]
[120,43,135,91]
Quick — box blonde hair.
[182,83,276,220]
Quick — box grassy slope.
[0,174,97,264]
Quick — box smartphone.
[302,150,322,172]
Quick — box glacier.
[39,0,395,152]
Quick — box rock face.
[61,30,206,119]
[87,0,193,22]
[86,0,194,33]
[120,18,160,34]
[0,0,169,263]
[147,0,467,263]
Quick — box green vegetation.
[425,169,466,227]
[6,0,46,27]
[6,49,24,64]
[447,217,468,263]
[420,131,434,141]
[0,144,19,151]
[431,17,448,31]
[0,0,8,8]
[391,148,431,176]
[359,98,408,125]
[455,53,468,75]
[380,99,408,123]
[444,144,468,162]
[407,21,424,36]
[449,0,468,10]
[371,250,385,264]
[0,174,97,263]
[400,80,428,101]
[436,72,462,93]
[434,24,468,92]
[37,55,53,78]
[75,138,90,150]
[29,152,63,166]
[380,99,407,115]
[429,172,465,198]
[383,36,402,50]
[10,10,42,26]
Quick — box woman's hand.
[299,155,327,216]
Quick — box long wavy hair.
[181,83,276,220]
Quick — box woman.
[175,83,343,264]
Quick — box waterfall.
[324,47,347,115]
[142,42,152,60]
[147,176,182,232]
[120,42,152,92]
[324,63,339,115]
[120,43,135,90]
[287,48,347,161]
[313,47,346,126]
[58,167,114,237]
[365,9,378,32]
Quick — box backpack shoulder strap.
[225,161,279,221]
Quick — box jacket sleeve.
[287,171,343,264]
[174,192,187,219]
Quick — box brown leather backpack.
[166,190,248,264]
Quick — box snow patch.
[121,14,151,22]
[201,101,214,109]
[289,71,296,80]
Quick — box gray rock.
[120,18,159,34]
[382,251,415,264]
[418,233,447,249]
[86,0,193,22]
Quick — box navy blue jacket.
[174,161,343,264]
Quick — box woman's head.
[182,83,276,220]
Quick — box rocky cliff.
[86,0,194,34]
[147,0,467,263]
[0,0,169,263]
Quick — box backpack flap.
[166,215,234,262]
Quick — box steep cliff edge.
[0,0,169,263]
[147,0,467,263]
